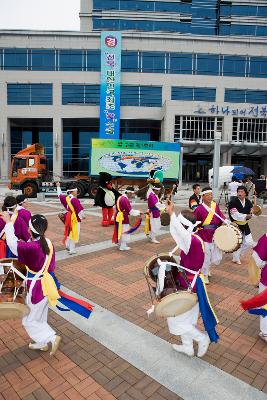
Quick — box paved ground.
[0,193,267,399]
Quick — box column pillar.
[53,117,63,179]
[161,102,175,142]
[0,117,11,180]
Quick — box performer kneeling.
[166,203,212,357]
[112,187,140,251]
[0,213,61,355]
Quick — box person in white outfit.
[164,204,211,357]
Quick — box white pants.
[232,233,254,262]
[66,222,80,251]
[22,297,56,346]
[167,303,206,347]
[119,224,130,249]
[259,283,267,335]
[150,216,161,240]
[201,242,222,276]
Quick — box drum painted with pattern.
[213,224,243,253]
[144,253,177,283]
[155,291,197,318]
[129,214,141,227]
[0,258,29,320]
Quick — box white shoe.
[232,259,241,265]
[203,275,209,284]
[69,250,77,255]
[50,335,61,356]
[151,239,160,244]
[119,246,131,251]
[172,344,194,357]
[259,332,267,343]
[29,343,48,351]
[197,335,210,357]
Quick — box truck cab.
[9,144,47,197]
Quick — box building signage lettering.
[99,32,121,139]
[194,105,267,118]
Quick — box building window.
[171,87,216,101]
[62,84,100,105]
[121,51,139,72]
[59,50,84,71]
[169,53,193,74]
[121,85,162,107]
[222,55,246,77]
[4,48,28,70]
[142,52,166,73]
[31,49,55,71]
[174,116,223,141]
[225,89,267,104]
[196,54,219,76]
[87,50,101,71]
[7,84,53,105]
[232,118,267,143]
[249,57,267,78]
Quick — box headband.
[177,213,201,233]
[152,186,161,191]
[29,220,40,235]
[125,190,135,194]
[67,188,78,193]
[5,205,16,210]
[201,190,212,195]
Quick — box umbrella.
[232,166,255,177]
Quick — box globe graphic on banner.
[99,152,172,175]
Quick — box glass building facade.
[91,0,267,36]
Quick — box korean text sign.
[90,139,180,179]
[99,32,121,139]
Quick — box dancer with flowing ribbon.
[0,212,93,355]
[163,201,219,357]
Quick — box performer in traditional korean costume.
[112,187,140,251]
[0,196,30,258]
[1,213,61,355]
[56,183,85,255]
[194,187,226,284]
[16,194,32,226]
[164,204,218,357]
[145,183,165,244]
[228,185,254,265]
[94,172,120,227]
[241,234,267,342]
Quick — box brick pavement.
[0,199,267,398]
[0,314,181,400]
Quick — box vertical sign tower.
[99,32,121,139]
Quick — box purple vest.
[148,192,160,218]
[194,203,225,243]
[59,195,84,222]
[254,234,267,286]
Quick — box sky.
[0,0,80,31]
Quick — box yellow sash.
[192,234,205,253]
[235,220,248,226]
[202,201,216,226]
[144,212,150,235]
[27,240,60,307]
[66,196,79,242]
[116,196,124,240]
